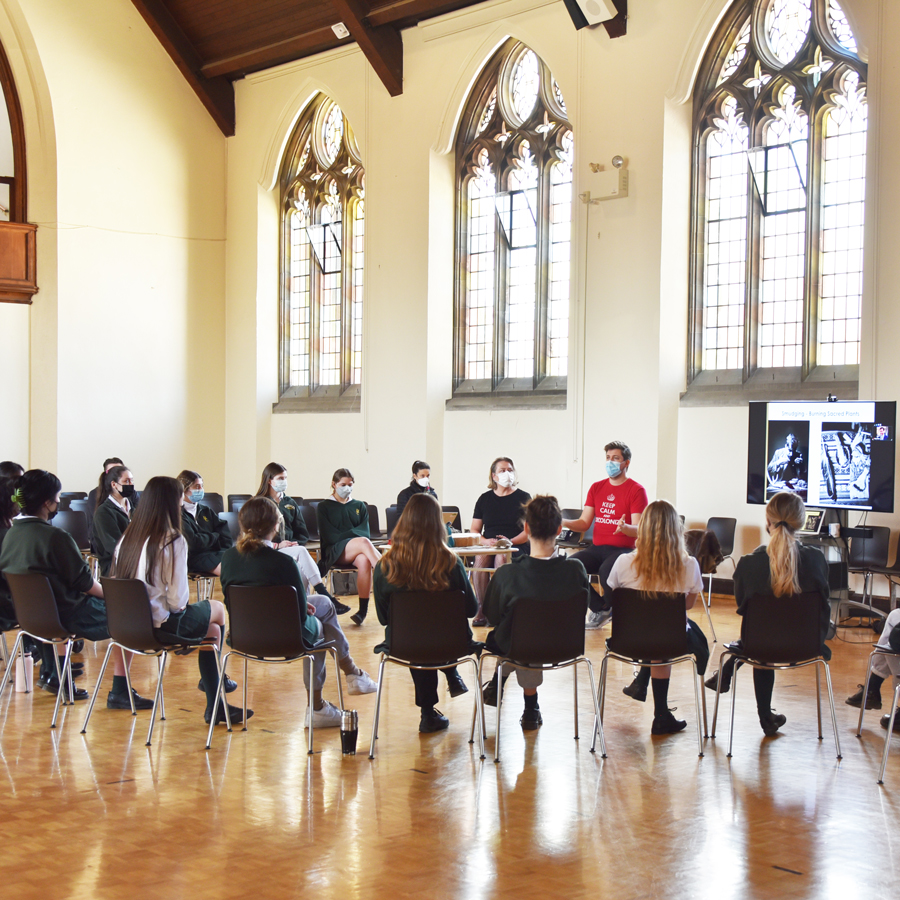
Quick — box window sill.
[680,369,859,407]
[274,387,361,414]
[446,390,567,411]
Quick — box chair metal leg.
[81,642,116,734]
[598,653,609,723]
[330,647,344,712]
[242,657,249,731]
[573,661,579,740]
[158,655,167,721]
[822,661,842,759]
[368,656,387,759]
[878,682,900,784]
[699,670,709,738]
[306,655,314,755]
[704,573,718,642]
[146,652,167,747]
[691,661,704,757]
[469,656,483,746]
[815,665,823,740]
[585,660,606,758]
[0,632,25,695]
[0,631,8,667]
[727,660,739,758]
[857,650,877,736]
[118,646,137,714]
[51,641,74,728]
[205,652,231,749]
[710,651,733,738]
[494,661,504,763]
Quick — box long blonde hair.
[765,491,804,597]
[631,500,688,595]
[381,493,457,591]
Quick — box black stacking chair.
[474,590,604,762]
[202,492,225,515]
[600,588,707,756]
[385,505,400,538]
[370,590,483,759]
[81,578,221,746]
[847,525,891,621]
[227,494,251,513]
[709,591,841,759]
[218,511,241,542]
[207,584,342,754]
[442,506,462,531]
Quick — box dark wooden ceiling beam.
[330,0,403,96]
[130,0,235,136]
[201,27,341,79]
[367,0,471,28]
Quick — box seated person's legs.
[846,607,900,708]
[411,668,447,732]
[516,668,543,729]
[472,555,494,622]
[306,593,376,694]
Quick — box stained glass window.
[455,40,573,398]
[279,95,364,404]
[690,0,866,393]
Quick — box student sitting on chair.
[481,495,588,730]
[608,499,709,735]
[845,607,900,735]
[253,463,349,615]
[0,471,21,633]
[221,497,376,729]
[396,460,438,517]
[112,475,246,725]
[177,470,233,576]
[91,465,136,576]
[373,493,477,733]
[316,468,382,626]
[0,469,152,709]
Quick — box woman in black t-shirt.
[469,457,530,625]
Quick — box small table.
[451,545,516,580]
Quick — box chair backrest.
[367,504,381,537]
[218,511,241,542]
[442,505,462,531]
[305,499,325,510]
[100,577,168,652]
[386,505,399,538]
[300,503,319,540]
[227,493,251,512]
[706,517,737,557]
[739,591,825,663]
[849,525,891,569]
[52,509,90,552]
[68,498,92,517]
[203,492,225,515]
[607,588,690,661]
[506,591,590,665]
[389,591,472,664]
[225,584,307,658]
[4,572,71,640]
[60,491,88,504]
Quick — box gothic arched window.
[688,0,866,401]
[278,95,364,411]
[453,40,573,407]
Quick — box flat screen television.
[747,400,897,513]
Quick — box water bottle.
[340,708,359,755]
[15,651,33,693]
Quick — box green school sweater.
[91,498,130,576]
[316,499,370,568]
[220,544,320,647]
[278,495,309,544]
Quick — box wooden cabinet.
[0,221,37,303]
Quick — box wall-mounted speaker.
[561,0,618,30]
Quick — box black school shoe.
[198,677,238,694]
[331,598,352,615]
[622,677,648,702]
[759,712,787,736]
[205,703,254,725]
[40,679,88,701]
[445,670,469,698]
[350,609,367,626]
[419,708,449,733]
[107,689,155,710]
[846,684,882,709]
[520,708,543,730]
[880,713,900,734]
[651,711,687,735]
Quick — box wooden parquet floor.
[1,594,898,900]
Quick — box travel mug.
[15,652,33,693]
[340,709,359,755]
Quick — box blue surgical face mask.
[190,489,205,503]
[605,460,623,478]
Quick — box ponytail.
[765,491,805,597]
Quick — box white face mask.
[495,470,515,488]
[272,478,287,493]
[416,476,430,488]
[336,484,353,499]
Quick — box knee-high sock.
[753,668,775,716]
[198,650,220,711]
[651,677,670,717]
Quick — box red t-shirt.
[584,478,649,549]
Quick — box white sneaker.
[346,670,378,694]
[305,699,342,729]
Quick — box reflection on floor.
[0,593,897,899]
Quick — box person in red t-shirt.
[562,441,649,629]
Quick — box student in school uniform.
[396,460,439,517]
[177,470,233,576]
[0,469,152,708]
[316,468,382,626]
[253,462,350,615]
[91,465,136,576]
[0,471,20,632]
[221,497,376,729]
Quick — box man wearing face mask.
[396,460,438,517]
[562,441,648,629]
[91,465,137,576]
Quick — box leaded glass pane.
[477,88,497,135]
[322,104,344,167]
[552,78,567,115]
[465,149,496,381]
[718,18,752,84]
[352,196,364,385]
[548,131,573,377]
[765,0,812,65]
[511,50,539,122]
[819,71,866,366]
[703,96,749,371]
[828,0,857,53]
[288,198,311,388]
